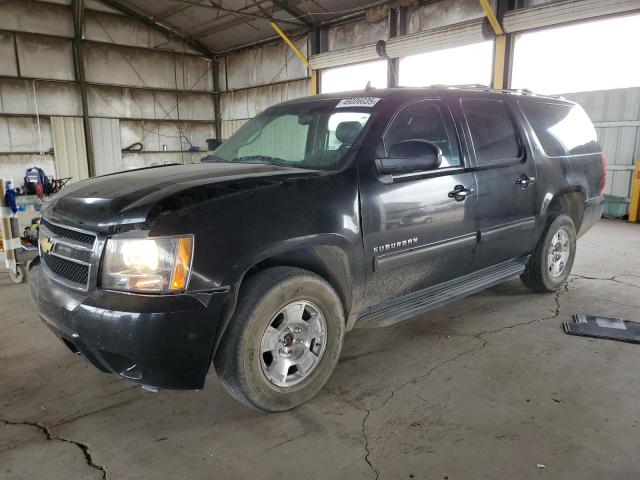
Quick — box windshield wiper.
[201,155,231,163]
[233,155,294,167]
[204,155,307,169]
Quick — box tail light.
[598,153,607,196]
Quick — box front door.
[359,98,478,308]
[456,96,539,270]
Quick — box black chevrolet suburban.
[29,87,605,411]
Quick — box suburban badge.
[373,237,419,254]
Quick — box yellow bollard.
[629,160,640,223]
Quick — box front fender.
[208,233,364,358]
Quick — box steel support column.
[387,7,407,88]
[72,0,95,177]
[493,34,507,89]
[212,58,222,140]
[479,0,514,90]
[310,27,324,95]
[478,0,515,90]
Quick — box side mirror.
[375,140,443,175]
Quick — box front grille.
[41,219,96,245]
[43,253,89,287]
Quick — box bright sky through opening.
[320,13,640,95]
[399,41,493,87]
[321,60,388,93]
[512,13,640,94]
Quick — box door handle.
[448,185,475,202]
[515,174,536,188]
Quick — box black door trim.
[480,217,536,242]
[374,233,476,271]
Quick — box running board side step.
[356,257,528,329]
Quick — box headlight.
[102,235,194,293]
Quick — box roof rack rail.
[403,84,565,99]
[428,83,490,89]
[428,84,543,96]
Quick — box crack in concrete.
[472,285,566,339]
[571,274,640,290]
[359,340,489,478]
[1,419,107,480]
[324,338,490,479]
[575,294,640,310]
[327,284,570,479]
[359,409,379,479]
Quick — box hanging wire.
[94,17,183,122]
[92,17,216,150]
[174,0,389,21]
[32,80,44,160]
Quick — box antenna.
[365,80,373,91]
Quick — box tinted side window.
[462,99,521,163]
[520,102,599,157]
[383,100,461,168]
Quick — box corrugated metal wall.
[219,39,311,138]
[220,79,311,137]
[51,117,89,182]
[0,0,216,186]
[91,117,122,176]
[564,88,640,203]
[220,0,490,137]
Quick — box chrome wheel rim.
[260,301,327,388]
[548,229,570,278]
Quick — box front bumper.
[29,260,229,390]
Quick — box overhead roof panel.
[199,20,280,52]
[126,0,177,17]
[108,0,384,53]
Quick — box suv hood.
[43,162,322,233]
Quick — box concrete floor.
[1,219,640,480]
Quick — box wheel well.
[547,191,585,231]
[211,246,355,361]
[238,247,352,319]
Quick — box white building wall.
[564,88,640,205]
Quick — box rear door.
[359,97,479,308]
[457,97,539,270]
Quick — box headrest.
[335,121,363,146]
[408,115,429,134]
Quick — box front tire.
[521,214,576,293]
[214,267,345,412]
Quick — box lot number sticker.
[336,97,381,108]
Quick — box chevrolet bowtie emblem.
[41,236,54,254]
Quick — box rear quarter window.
[461,99,522,164]
[519,102,599,157]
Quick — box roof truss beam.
[270,0,315,28]
[101,0,217,56]
[167,0,306,26]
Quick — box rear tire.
[521,214,576,293]
[214,267,345,412]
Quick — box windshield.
[209,99,375,171]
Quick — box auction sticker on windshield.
[336,97,381,108]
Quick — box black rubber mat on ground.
[564,314,640,344]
